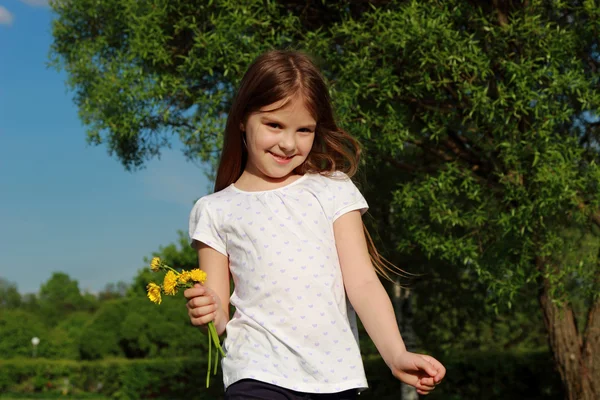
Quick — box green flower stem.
[160,263,179,275]
[206,322,225,387]
[207,326,212,388]
[213,341,219,375]
[209,323,218,358]
[209,322,226,357]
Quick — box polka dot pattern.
[188,172,369,393]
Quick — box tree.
[98,281,129,301]
[0,278,21,309]
[322,5,600,400]
[20,292,39,315]
[39,272,95,326]
[50,1,600,398]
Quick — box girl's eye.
[298,128,313,133]
[267,123,281,129]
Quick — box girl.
[184,50,445,399]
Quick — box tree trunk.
[536,257,600,400]
[394,282,419,400]
[583,299,600,394]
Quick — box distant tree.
[0,278,21,309]
[38,272,94,325]
[20,293,39,314]
[79,296,205,360]
[98,281,129,301]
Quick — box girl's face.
[242,94,316,182]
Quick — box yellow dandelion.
[178,270,191,284]
[163,270,178,295]
[146,282,162,304]
[190,269,207,284]
[150,257,161,272]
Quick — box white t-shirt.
[188,171,369,393]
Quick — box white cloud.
[20,0,49,7]
[0,6,14,26]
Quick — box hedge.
[0,349,563,399]
[0,357,221,400]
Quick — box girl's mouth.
[269,152,294,164]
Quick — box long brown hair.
[214,50,404,281]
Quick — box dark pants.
[225,379,359,400]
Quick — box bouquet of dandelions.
[146,257,225,388]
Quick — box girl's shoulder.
[306,170,356,190]
[304,171,364,201]
[305,171,368,220]
[190,186,237,215]
[307,170,350,183]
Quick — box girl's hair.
[214,50,403,281]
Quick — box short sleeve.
[188,198,227,256]
[329,172,369,222]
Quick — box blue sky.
[0,0,210,294]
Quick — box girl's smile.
[268,151,295,164]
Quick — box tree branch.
[492,0,509,26]
[384,157,419,173]
[405,138,454,162]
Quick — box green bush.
[78,296,206,361]
[79,301,127,360]
[0,350,562,400]
[0,310,48,359]
[0,358,223,400]
[42,312,94,360]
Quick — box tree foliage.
[38,272,96,325]
[0,278,21,309]
[98,281,129,301]
[78,295,206,360]
[49,0,600,300]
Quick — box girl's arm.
[333,210,445,395]
[186,242,230,335]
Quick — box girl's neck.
[234,170,305,192]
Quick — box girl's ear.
[239,122,245,132]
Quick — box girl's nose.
[278,131,296,153]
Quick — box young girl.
[184,50,445,399]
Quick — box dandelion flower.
[190,269,207,284]
[145,264,223,388]
[178,270,191,284]
[150,257,161,272]
[163,271,178,295]
[146,282,162,304]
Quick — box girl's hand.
[390,351,446,395]
[184,283,225,334]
